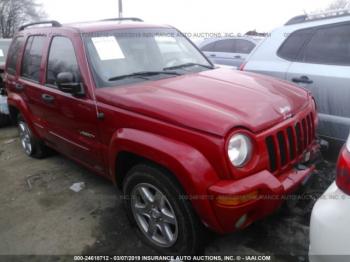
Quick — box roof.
[18,19,172,34]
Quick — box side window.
[214,39,235,53]
[21,36,46,82]
[6,36,24,75]
[235,40,255,54]
[302,24,350,66]
[46,37,81,87]
[277,28,314,61]
[201,42,216,52]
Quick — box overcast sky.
[40,0,334,36]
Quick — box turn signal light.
[215,190,259,207]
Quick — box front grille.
[265,112,315,173]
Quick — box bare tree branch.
[0,0,46,38]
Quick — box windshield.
[84,28,213,88]
[0,40,10,64]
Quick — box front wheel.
[123,164,205,255]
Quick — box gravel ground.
[0,126,338,261]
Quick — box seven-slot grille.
[265,112,315,173]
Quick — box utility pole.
[118,0,123,18]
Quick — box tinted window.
[6,37,24,75]
[235,39,255,54]
[302,24,350,65]
[46,37,81,87]
[201,42,216,52]
[21,36,46,82]
[278,28,314,61]
[214,39,235,53]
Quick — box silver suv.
[242,9,350,143]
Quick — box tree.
[0,0,46,38]
[326,0,350,10]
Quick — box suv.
[241,10,350,144]
[5,19,319,254]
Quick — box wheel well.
[115,151,176,189]
[115,151,147,187]
[9,106,19,124]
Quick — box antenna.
[119,0,123,18]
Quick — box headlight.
[228,134,252,167]
[346,134,350,152]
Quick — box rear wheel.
[123,164,205,255]
[17,114,49,158]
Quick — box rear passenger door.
[286,23,350,141]
[19,35,48,126]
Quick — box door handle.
[210,54,216,57]
[15,83,24,91]
[41,94,55,103]
[234,55,241,59]
[292,76,313,84]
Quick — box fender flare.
[7,93,41,137]
[109,128,223,231]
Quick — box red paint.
[4,22,319,233]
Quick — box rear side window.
[6,36,24,75]
[214,39,235,53]
[235,39,255,54]
[201,42,216,52]
[46,37,81,87]
[302,24,350,66]
[21,36,46,82]
[277,28,314,61]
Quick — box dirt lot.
[0,126,337,261]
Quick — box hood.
[96,68,310,137]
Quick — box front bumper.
[309,182,350,261]
[208,144,319,233]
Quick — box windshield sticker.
[92,37,125,60]
[0,49,3,57]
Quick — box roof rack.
[285,8,350,25]
[19,20,62,31]
[100,17,143,22]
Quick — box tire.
[17,114,49,159]
[123,164,206,255]
[0,113,10,127]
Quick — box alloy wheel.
[18,121,32,155]
[131,183,178,247]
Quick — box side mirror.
[57,72,84,96]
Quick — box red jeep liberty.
[5,19,319,254]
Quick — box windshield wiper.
[163,63,214,71]
[108,71,181,82]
